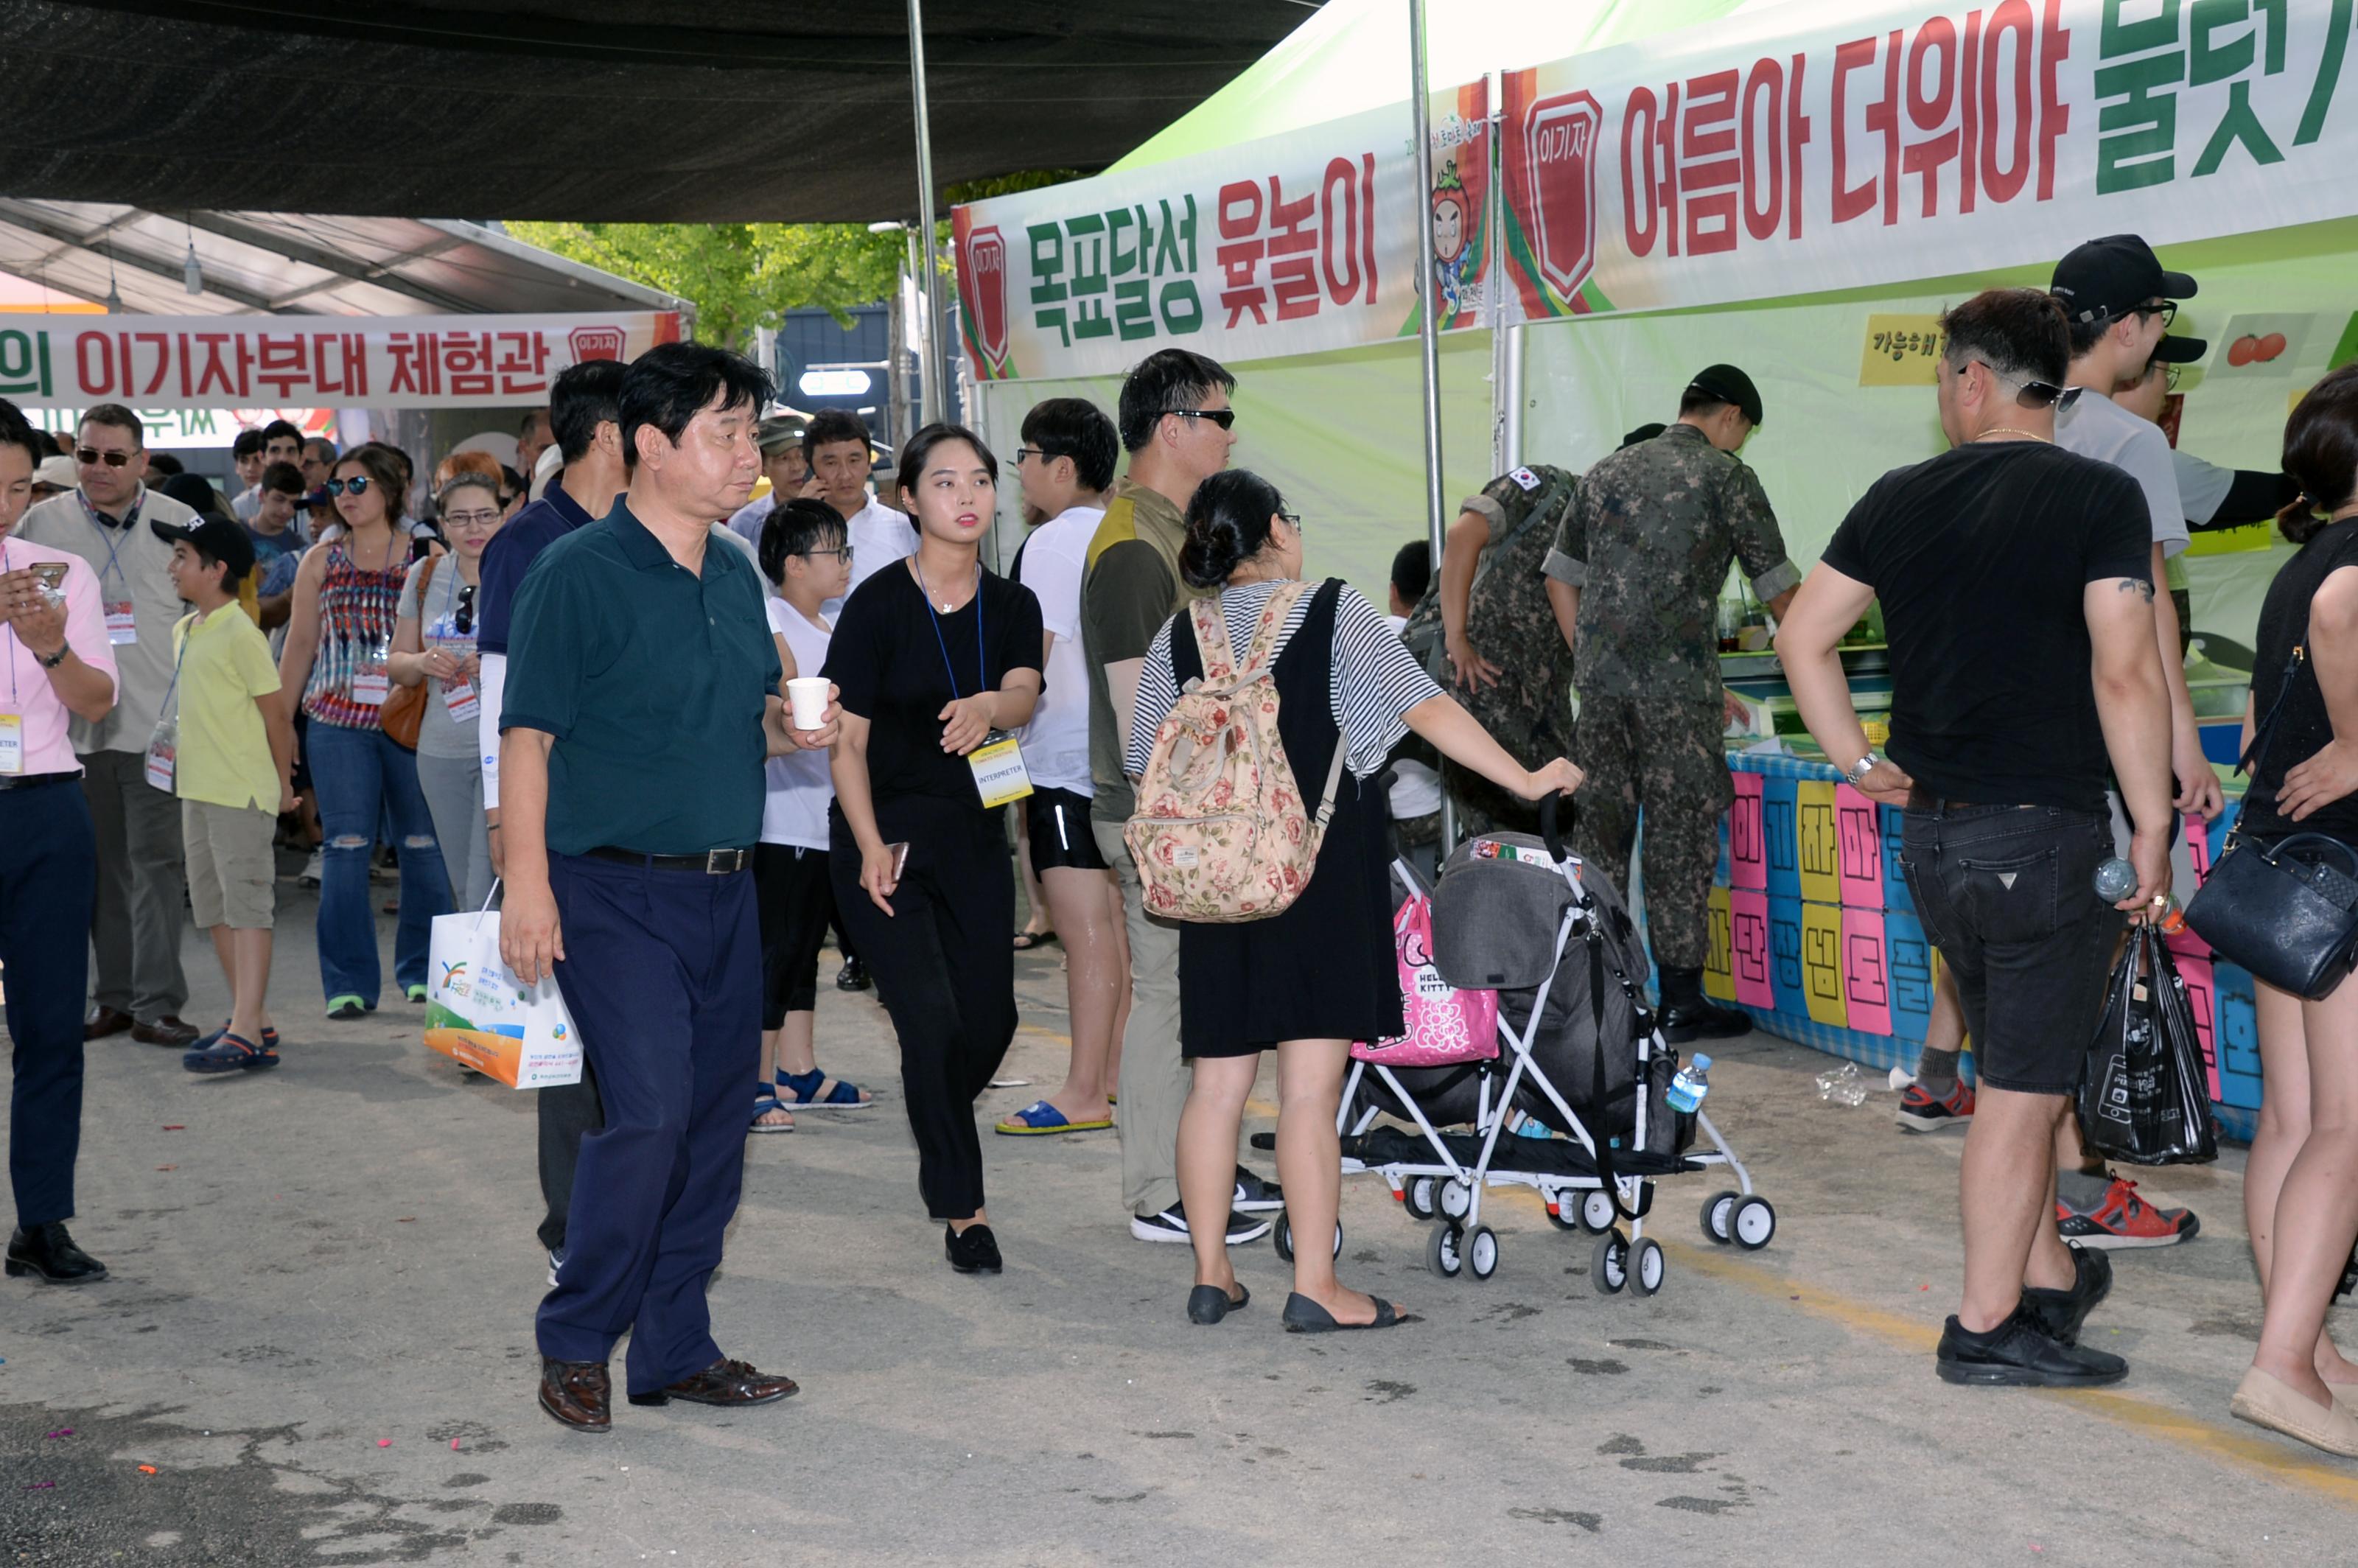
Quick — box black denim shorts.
[1898,805,2120,1096]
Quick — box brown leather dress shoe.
[132,1015,201,1047]
[83,1007,134,1041]
[538,1357,612,1432]
[628,1357,798,1408]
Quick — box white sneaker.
[300,850,323,887]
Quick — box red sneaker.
[2057,1173,2199,1250]
[1895,1080,1974,1133]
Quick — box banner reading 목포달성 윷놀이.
[0,311,685,410]
[954,81,1492,382]
[1497,0,2357,318]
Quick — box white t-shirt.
[2057,391,2190,559]
[1382,613,1444,819]
[833,497,919,613]
[1015,505,1105,794]
[727,493,774,549]
[2171,447,2236,527]
[762,597,835,850]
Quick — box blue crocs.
[184,1032,280,1074]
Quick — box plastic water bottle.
[2093,857,2139,902]
[1666,1054,1711,1115]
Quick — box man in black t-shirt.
[1776,288,2174,1392]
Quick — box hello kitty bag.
[1353,878,1500,1066]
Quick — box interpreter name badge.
[0,713,23,774]
[443,677,479,724]
[968,729,1033,809]
[143,719,176,794]
[104,600,137,645]
[351,668,391,706]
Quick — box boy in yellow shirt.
[155,517,297,1072]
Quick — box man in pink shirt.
[0,396,119,1287]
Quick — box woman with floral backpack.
[1126,469,1583,1331]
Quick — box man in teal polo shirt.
[498,342,834,1434]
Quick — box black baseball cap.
[2151,332,2208,364]
[2050,234,2197,325]
[1620,421,1668,449]
[150,512,255,580]
[1687,364,1763,427]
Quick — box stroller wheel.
[1427,1222,1465,1278]
[1631,1237,1665,1295]
[1544,1194,1580,1232]
[1405,1177,1439,1222]
[1276,1208,1343,1262]
[1732,1195,1777,1251]
[1580,1189,1618,1235]
[1440,1179,1474,1222]
[1701,1190,1740,1245]
[1591,1229,1628,1295]
[1467,1225,1500,1281]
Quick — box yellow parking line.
[1662,1236,2358,1508]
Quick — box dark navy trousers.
[534,850,759,1395]
[2,777,97,1228]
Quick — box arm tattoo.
[2115,578,2156,604]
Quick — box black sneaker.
[1231,1167,1284,1214]
[1936,1306,2127,1387]
[2020,1244,2113,1347]
[1130,1204,1272,1246]
[834,957,872,993]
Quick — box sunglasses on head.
[1970,361,2083,411]
[454,583,476,636]
[1161,407,1236,430]
[75,446,133,468]
[325,475,374,496]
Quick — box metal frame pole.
[1409,0,1457,853]
[908,0,951,428]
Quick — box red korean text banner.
[0,311,684,410]
[1500,0,2357,318]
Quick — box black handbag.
[2183,644,2358,1000]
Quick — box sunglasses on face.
[75,446,134,468]
[1161,407,1236,430]
[326,475,373,496]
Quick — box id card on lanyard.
[145,618,192,794]
[77,490,142,645]
[915,560,1032,809]
[2,541,38,771]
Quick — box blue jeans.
[306,719,450,1002]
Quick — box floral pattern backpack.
[1125,582,1348,923]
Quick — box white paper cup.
[787,676,831,729]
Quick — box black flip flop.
[1281,1292,1416,1333]
[1012,930,1060,952]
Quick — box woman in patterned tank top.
[276,441,452,1018]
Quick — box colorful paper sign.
[1834,784,1885,908]
[1802,901,1849,1029]
[1858,315,1948,386]
[0,312,677,410]
[1841,909,1893,1035]
[1705,885,1736,1001]
[1763,777,1802,901]
[1768,895,1808,1018]
[1729,888,1776,1009]
[1728,772,1767,891]
[952,80,1491,382]
[1886,909,1936,1043]
[1796,780,1841,906]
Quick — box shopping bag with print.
[424,888,582,1089]
[1354,872,1499,1067]
[2077,924,2218,1166]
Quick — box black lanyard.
[912,558,984,699]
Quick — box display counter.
[1694,659,2261,1142]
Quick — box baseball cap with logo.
[755,411,808,452]
[149,512,256,581]
[1687,364,1764,428]
[2049,234,2198,325]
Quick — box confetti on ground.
[450,1439,461,1450]
[137,1465,157,1474]
[377,1439,391,1448]
[397,1217,416,1223]
[155,1166,176,1172]
[44,1429,72,1439]
[24,1482,55,1490]
[162,1126,184,1132]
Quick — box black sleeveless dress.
[1172,579,1405,1057]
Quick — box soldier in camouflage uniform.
[1402,463,1581,837]
[1542,366,1800,1042]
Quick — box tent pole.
[1409,0,1456,853]
[907,0,950,427]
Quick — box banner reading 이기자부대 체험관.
[953,81,1492,382]
[1499,0,2357,319]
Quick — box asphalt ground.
[1,879,2349,1566]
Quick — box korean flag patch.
[1510,466,1541,492]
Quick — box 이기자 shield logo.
[567,325,625,363]
[963,225,1009,368]
[1524,90,1602,301]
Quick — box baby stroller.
[1326,798,1776,1294]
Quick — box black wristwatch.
[35,645,68,670]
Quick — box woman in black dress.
[1127,471,1583,1330]
[825,424,1043,1275]
[2231,365,2358,1455]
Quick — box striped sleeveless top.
[303,536,408,729]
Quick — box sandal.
[749,1089,796,1134]
[1281,1292,1416,1333]
[995,1099,1113,1136]
[1012,929,1059,952]
[196,1019,281,1052]
[184,1031,280,1074]
[776,1068,873,1110]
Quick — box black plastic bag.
[2076,925,2219,1166]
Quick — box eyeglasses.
[442,508,502,529]
[75,446,134,468]
[1278,508,1303,533]
[454,584,477,636]
[2131,300,2179,330]
[1970,361,2083,411]
[2161,363,2183,393]
[802,545,854,562]
[1161,407,1236,430]
[326,476,373,496]
[1012,447,1047,464]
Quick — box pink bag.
[1354,890,1500,1066]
